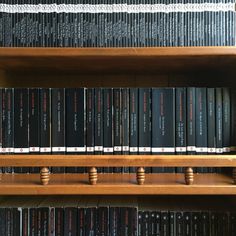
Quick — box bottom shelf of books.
[0,173,235,195]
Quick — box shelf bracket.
[89,167,98,185]
[40,167,50,185]
[185,167,194,185]
[137,167,145,185]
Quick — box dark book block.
[109,207,120,236]
[14,88,29,173]
[183,212,192,236]
[192,212,201,236]
[55,208,64,236]
[97,207,109,236]
[176,212,183,236]
[64,207,77,236]
[51,88,66,173]
[230,89,236,153]
[161,211,169,236]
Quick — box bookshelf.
[0,47,236,197]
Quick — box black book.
[121,208,131,236]
[2,88,14,173]
[103,88,113,173]
[122,88,129,173]
[97,207,109,236]
[78,207,85,236]
[51,88,66,173]
[109,207,120,236]
[14,88,29,173]
[86,88,95,155]
[210,212,218,236]
[129,207,138,236]
[40,88,51,154]
[29,88,40,173]
[201,212,210,236]
[113,88,122,173]
[66,88,86,173]
[161,212,169,236]
[85,207,97,236]
[22,208,28,236]
[176,212,183,236]
[64,207,77,236]
[229,213,236,236]
[169,212,175,236]
[55,208,64,236]
[215,88,223,155]
[29,208,38,236]
[223,88,231,154]
[5,208,13,236]
[129,88,138,173]
[230,88,236,153]
[139,88,151,173]
[138,211,142,236]
[40,207,49,236]
[175,88,187,173]
[152,88,175,173]
[37,207,43,236]
[183,212,192,236]
[195,88,207,173]
[192,212,201,236]
[95,88,103,173]
[151,211,161,236]
[0,208,5,236]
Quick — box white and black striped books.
[152,88,175,173]
[14,88,29,173]
[66,88,86,173]
[51,88,66,173]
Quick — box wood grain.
[0,173,234,195]
[0,155,235,167]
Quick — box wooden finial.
[89,167,98,185]
[137,167,145,185]
[233,168,236,184]
[185,167,194,185]
[40,167,50,185]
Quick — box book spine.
[29,208,37,236]
[195,88,207,173]
[122,88,129,173]
[201,212,210,236]
[0,208,6,236]
[37,208,42,236]
[113,88,122,173]
[103,88,113,173]
[129,207,138,236]
[223,88,231,153]
[138,211,142,236]
[161,211,169,236]
[41,208,49,236]
[109,207,120,236]
[29,88,40,173]
[191,212,201,236]
[183,212,192,236]
[22,208,28,236]
[175,88,187,173]
[138,88,151,173]
[55,208,64,236]
[78,208,85,236]
[121,208,130,236]
[98,207,109,236]
[64,207,77,236]
[187,87,196,155]
[230,89,236,153]
[40,88,51,155]
[176,212,183,236]
[85,207,97,236]
[51,88,66,173]
[169,212,175,236]
[229,213,236,236]
[210,212,218,236]
[14,88,29,173]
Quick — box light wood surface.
[0,173,234,195]
[0,155,235,167]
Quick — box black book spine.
[152,88,175,173]
[129,207,137,236]
[55,208,64,236]
[195,88,207,173]
[216,88,223,155]
[14,88,29,173]
[113,88,122,173]
[229,213,236,236]
[40,88,51,154]
[169,212,175,236]
[5,208,13,236]
[78,208,85,236]
[161,212,169,236]
[138,88,151,173]
[223,88,231,154]
[41,208,49,236]
[187,87,196,155]
[66,88,86,173]
[98,207,109,236]
[95,88,103,172]
[175,88,187,173]
[64,207,77,236]
[210,212,218,236]
[29,88,40,173]
[51,88,66,173]
[183,212,192,236]
[103,88,113,173]
[0,208,6,236]
[109,207,120,236]
[86,88,95,154]
[230,89,236,153]
[85,208,97,236]
[22,208,28,236]
[191,212,201,236]
[37,208,42,236]
[29,208,37,236]
[201,212,210,236]
[138,211,142,236]
[176,212,183,236]
[121,208,130,236]
[122,88,129,173]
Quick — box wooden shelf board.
[1,47,236,74]
[0,155,236,167]
[0,173,235,195]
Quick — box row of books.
[0,87,234,174]
[1,1,235,47]
[0,197,235,236]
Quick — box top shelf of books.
[1,47,236,74]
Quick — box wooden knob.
[185,167,194,185]
[89,167,98,185]
[137,167,145,185]
[40,167,50,185]
[233,168,236,184]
